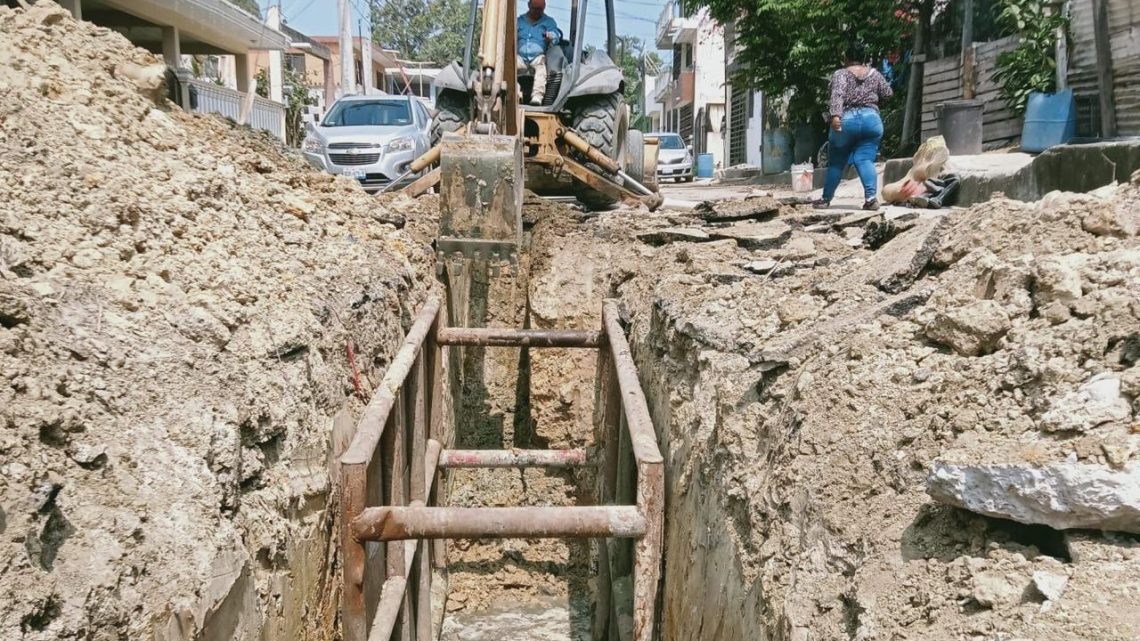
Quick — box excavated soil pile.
[0,6,433,640]
[527,181,1139,639]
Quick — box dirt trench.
[436,202,612,639]
[451,185,1140,641]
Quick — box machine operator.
[517,0,564,105]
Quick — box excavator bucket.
[436,132,524,263]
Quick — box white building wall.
[693,12,724,110]
[746,90,763,166]
[692,9,725,167]
[643,74,664,131]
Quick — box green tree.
[992,0,1066,115]
[693,0,908,124]
[371,0,471,64]
[612,36,663,126]
[281,66,317,146]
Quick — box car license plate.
[341,167,366,179]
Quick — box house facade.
[49,0,292,139]
[723,21,764,169]
[655,0,726,169]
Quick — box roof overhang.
[91,0,291,53]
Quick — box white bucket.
[791,163,814,192]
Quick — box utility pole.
[360,18,374,94]
[338,0,355,95]
[640,54,647,123]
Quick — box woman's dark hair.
[845,42,868,64]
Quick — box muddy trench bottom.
[439,257,598,640]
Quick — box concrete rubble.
[1041,373,1133,433]
[927,459,1140,533]
[522,162,1140,639]
[923,299,1012,356]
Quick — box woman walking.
[814,43,893,210]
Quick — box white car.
[302,94,432,192]
[652,132,693,183]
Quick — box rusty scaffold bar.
[436,326,604,347]
[353,505,647,540]
[438,448,589,468]
[338,296,664,641]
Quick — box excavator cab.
[402,0,660,213]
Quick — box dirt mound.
[525,173,1139,639]
[632,184,1139,639]
[0,5,432,640]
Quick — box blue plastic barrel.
[1022,89,1076,153]
[696,153,714,178]
[763,128,793,174]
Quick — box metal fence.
[172,72,285,141]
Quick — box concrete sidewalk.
[884,139,1140,205]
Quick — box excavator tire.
[568,91,627,210]
[431,89,471,146]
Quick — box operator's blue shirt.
[518,13,561,62]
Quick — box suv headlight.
[302,136,323,153]
[386,137,414,152]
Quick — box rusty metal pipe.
[340,298,442,466]
[560,128,621,174]
[436,327,603,348]
[439,448,589,468]
[601,302,664,466]
[367,576,407,641]
[424,438,443,496]
[378,146,441,194]
[353,506,647,541]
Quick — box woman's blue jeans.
[823,107,884,201]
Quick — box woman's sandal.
[812,198,830,209]
[862,199,880,211]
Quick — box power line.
[287,0,321,22]
[350,0,371,22]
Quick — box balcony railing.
[172,71,286,141]
[656,0,679,48]
[656,1,700,49]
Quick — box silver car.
[302,94,432,192]
[652,132,693,183]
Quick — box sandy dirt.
[4,4,1139,641]
[524,179,1139,640]
[0,6,435,640]
[438,198,597,636]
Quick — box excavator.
[386,0,663,267]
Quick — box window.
[683,45,692,69]
[659,134,685,150]
[323,100,412,126]
[286,53,306,74]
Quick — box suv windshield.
[323,100,411,127]
[659,135,685,150]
